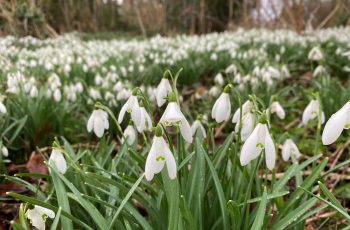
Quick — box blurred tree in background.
[0,0,349,38]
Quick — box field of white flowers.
[2,27,350,229]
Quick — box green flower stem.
[240,154,263,230]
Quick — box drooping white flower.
[145,129,176,181]
[160,101,193,143]
[225,64,237,74]
[0,101,7,114]
[322,101,350,145]
[1,146,8,157]
[308,46,324,61]
[270,101,285,119]
[53,89,61,102]
[240,123,276,170]
[313,65,326,78]
[122,125,137,145]
[118,92,141,126]
[208,86,219,97]
[214,73,224,85]
[49,149,67,174]
[87,109,109,138]
[302,99,325,125]
[26,205,55,230]
[212,89,231,123]
[281,139,301,161]
[191,120,206,138]
[232,100,253,123]
[155,78,172,107]
[235,112,256,141]
[136,106,153,133]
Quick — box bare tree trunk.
[190,0,196,34]
[199,0,205,33]
[227,0,234,30]
[132,0,147,37]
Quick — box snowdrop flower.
[236,112,256,141]
[232,100,253,123]
[160,93,193,143]
[270,101,285,119]
[214,73,224,85]
[225,64,237,74]
[308,46,324,61]
[145,125,176,181]
[212,85,232,123]
[313,65,326,78]
[26,205,55,230]
[118,89,141,126]
[191,116,206,138]
[155,77,172,107]
[232,100,255,141]
[87,109,109,138]
[49,149,67,174]
[122,125,136,145]
[30,86,38,98]
[322,101,350,145]
[0,101,6,114]
[281,139,301,161]
[208,86,219,97]
[53,89,61,102]
[1,146,8,157]
[302,99,325,125]
[136,104,153,133]
[240,121,276,170]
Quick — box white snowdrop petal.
[179,118,193,143]
[322,109,347,145]
[264,132,276,170]
[118,103,128,124]
[281,142,290,161]
[164,147,177,179]
[0,102,7,114]
[94,117,105,138]
[240,125,261,166]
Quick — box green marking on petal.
[156,156,165,161]
[256,142,264,149]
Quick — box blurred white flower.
[208,86,219,97]
[270,101,285,119]
[313,65,326,77]
[302,99,325,125]
[191,120,206,138]
[122,125,136,145]
[1,146,8,157]
[53,89,61,102]
[26,205,55,230]
[49,149,67,174]
[308,46,324,61]
[0,101,7,114]
[145,135,176,181]
[322,101,350,145]
[281,139,301,161]
[30,86,38,98]
[214,73,224,85]
[155,78,172,107]
[87,109,109,138]
[240,123,275,170]
[225,64,237,74]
